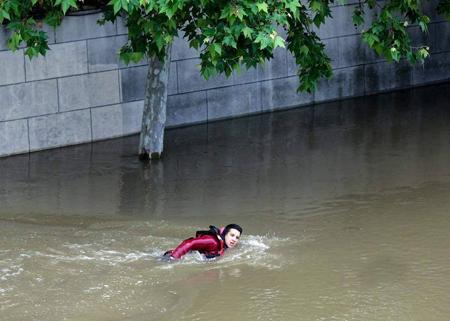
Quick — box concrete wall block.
[88,35,126,72]
[261,76,313,111]
[171,33,200,61]
[338,35,373,68]
[55,13,116,43]
[325,38,340,69]
[91,101,144,140]
[207,83,261,120]
[0,120,29,156]
[28,109,91,151]
[365,61,413,94]
[0,50,25,86]
[25,41,88,81]
[258,48,288,80]
[177,58,233,93]
[168,62,178,95]
[407,26,432,52]
[0,80,58,122]
[233,65,259,85]
[167,91,207,127]
[120,66,147,102]
[422,0,446,23]
[413,51,450,85]
[116,16,128,35]
[287,51,297,77]
[0,27,11,51]
[315,66,365,102]
[59,71,120,112]
[432,22,450,52]
[317,5,362,39]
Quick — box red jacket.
[169,234,225,259]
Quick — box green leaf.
[212,43,222,55]
[256,2,268,13]
[300,45,309,56]
[1,9,11,21]
[285,0,300,13]
[352,10,364,26]
[390,47,400,62]
[7,32,22,51]
[274,36,285,48]
[223,35,237,48]
[55,0,78,14]
[242,26,253,39]
[112,0,122,14]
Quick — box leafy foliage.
[352,0,435,63]
[1,0,449,91]
[101,0,334,92]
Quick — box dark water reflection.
[2,83,449,224]
[1,83,450,321]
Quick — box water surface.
[1,83,450,321]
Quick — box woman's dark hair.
[221,224,243,240]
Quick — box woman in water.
[163,224,243,260]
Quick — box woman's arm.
[170,236,217,259]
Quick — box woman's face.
[224,228,241,248]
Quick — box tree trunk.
[138,46,172,160]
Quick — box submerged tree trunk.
[138,46,172,160]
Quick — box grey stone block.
[261,76,313,111]
[88,35,127,72]
[0,80,58,122]
[0,50,25,86]
[422,0,446,23]
[325,38,340,69]
[59,71,120,111]
[317,5,361,39]
[120,66,147,102]
[365,60,413,94]
[55,13,116,43]
[413,51,450,85]
[88,35,148,72]
[25,41,88,81]
[287,51,297,77]
[39,23,56,45]
[0,27,11,51]
[171,33,200,61]
[177,58,233,93]
[258,48,288,80]
[168,62,178,95]
[407,26,432,52]
[91,101,143,140]
[116,16,128,35]
[315,66,365,102]
[338,35,372,68]
[0,119,29,156]
[167,91,207,127]
[207,83,261,120]
[233,65,259,85]
[432,22,450,52]
[28,109,91,151]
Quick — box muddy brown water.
[1,84,450,321]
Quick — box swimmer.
[163,224,243,260]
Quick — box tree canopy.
[1,0,449,91]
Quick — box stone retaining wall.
[1,4,450,157]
